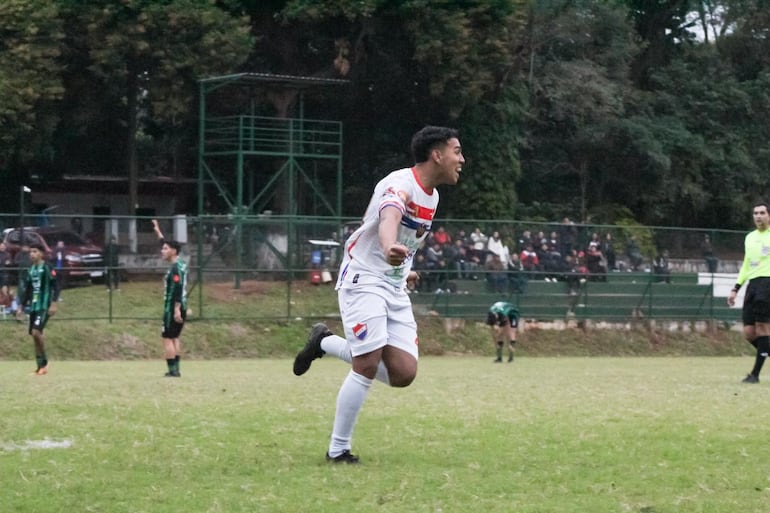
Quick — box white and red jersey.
[337,167,438,290]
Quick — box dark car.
[2,226,105,283]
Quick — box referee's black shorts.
[743,277,770,325]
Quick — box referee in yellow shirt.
[729,202,770,383]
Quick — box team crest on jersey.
[352,322,368,340]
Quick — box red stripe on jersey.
[406,201,435,221]
[346,233,362,257]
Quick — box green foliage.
[615,216,656,258]
[521,1,639,222]
[79,0,253,177]
[281,0,383,20]
[0,0,64,163]
[1,0,770,231]
[442,84,527,219]
[641,47,765,227]
[403,0,529,117]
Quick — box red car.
[2,226,105,283]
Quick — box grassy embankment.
[0,279,751,361]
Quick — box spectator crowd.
[408,219,706,294]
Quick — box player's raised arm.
[151,219,165,242]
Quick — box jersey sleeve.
[171,265,184,304]
[376,173,415,217]
[377,186,407,217]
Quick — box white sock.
[321,334,391,385]
[321,334,350,359]
[328,370,372,457]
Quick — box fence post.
[197,215,204,320]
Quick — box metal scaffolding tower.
[197,72,347,288]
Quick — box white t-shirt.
[487,236,505,260]
[337,167,438,290]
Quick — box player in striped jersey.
[293,126,464,463]
[16,243,58,375]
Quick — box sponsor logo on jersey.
[353,322,368,340]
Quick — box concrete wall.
[30,191,178,236]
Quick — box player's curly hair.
[411,126,459,163]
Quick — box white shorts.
[337,285,419,359]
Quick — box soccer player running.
[293,126,464,463]
[16,243,58,375]
[152,219,188,378]
[487,301,519,363]
[728,202,770,384]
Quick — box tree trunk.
[127,65,139,217]
[579,160,588,223]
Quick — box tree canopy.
[1,0,769,231]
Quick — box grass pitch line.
[0,438,74,451]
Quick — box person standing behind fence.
[14,244,31,303]
[653,250,671,284]
[602,233,616,271]
[728,202,770,384]
[625,235,643,271]
[702,234,719,273]
[105,235,121,291]
[292,125,464,464]
[152,219,188,378]
[16,243,58,375]
[53,240,66,301]
[0,242,12,302]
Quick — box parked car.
[2,226,105,284]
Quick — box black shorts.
[486,312,519,328]
[743,277,770,325]
[162,309,187,339]
[28,311,49,334]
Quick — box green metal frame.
[196,73,347,303]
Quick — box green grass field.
[2,357,768,513]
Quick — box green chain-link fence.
[0,214,745,324]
